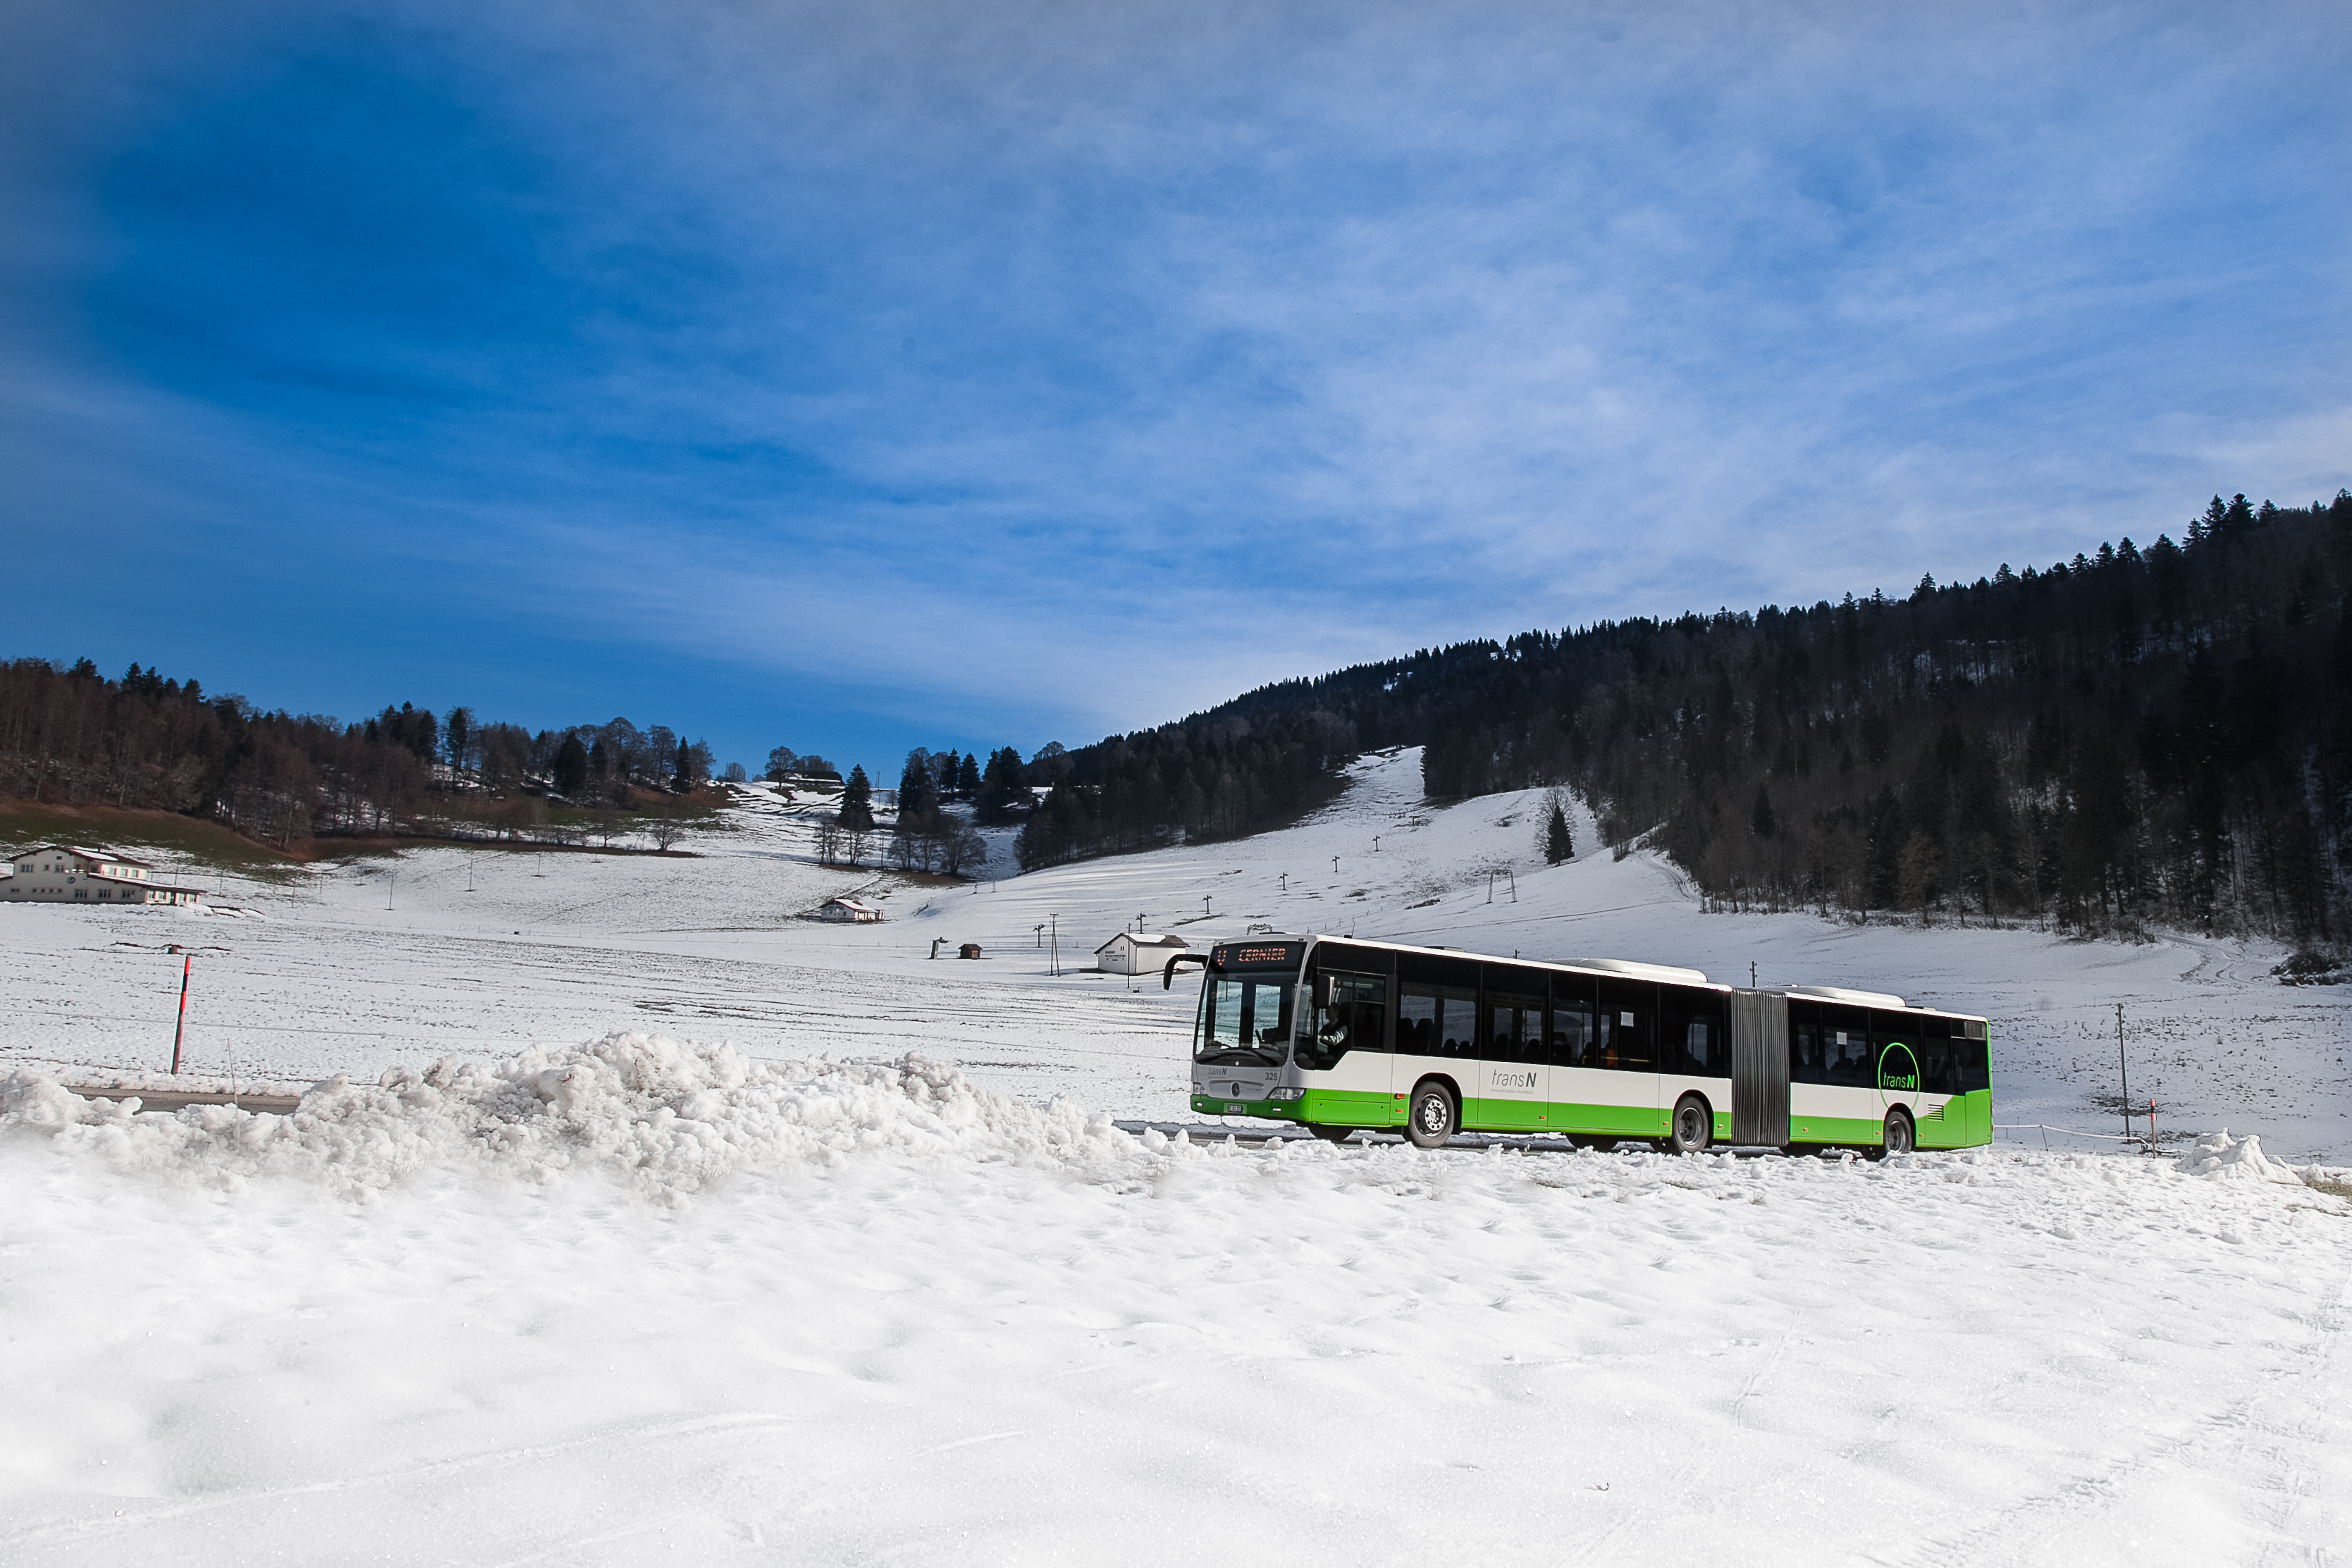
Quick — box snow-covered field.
[5,749,2350,1564]
[6,749,2346,1157]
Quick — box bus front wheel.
[1880,1110,1915,1156]
[1664,1094,1711,1154]
[1309,1123,1355,1144]
[1405,1082,1458,1149]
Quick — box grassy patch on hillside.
[0,801,296,874]
[2,790,731,879]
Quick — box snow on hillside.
[3,746,2347,1159]
[5,753,2352,1563]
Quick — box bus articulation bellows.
[1180,934,1992,1154]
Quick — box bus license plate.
[1225,1103,1245,1113]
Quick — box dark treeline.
[1024,492,2352,946]
[0,658,718,847]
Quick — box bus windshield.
[1195,975,1295,1066]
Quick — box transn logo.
[1489,1069,1539,1090]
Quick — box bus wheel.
[1309,1123,1354,1144]
[1664,1094,1711,1154]
[1880,1110,1915,1156]
[1405,1082,1458,1149]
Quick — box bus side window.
[1790,1001,1826,1084]
[1823,1006,1871,1083]
[1595,980,1653,1071]
[1547,996,1594,1068]
[1398,988,1439,1056]
[1661,986,1727,1076]
[1915,1020,1958,1094]
[1488,992,1543,1062]
[1439,992,1477,1056]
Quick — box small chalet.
[4,845,206,908]
[1095,931,1188,975]
[818,897,883,923]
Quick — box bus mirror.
[1313,974,1331,1008]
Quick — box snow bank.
[2173,1127,2305,1184]
[0,1035,1150,1201]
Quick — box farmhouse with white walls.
[2,844,205,906]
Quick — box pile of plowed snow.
[0,1035,1152,1200]
[9,1036,2348,1211]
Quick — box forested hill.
[0,667,724,848]
[1022,491,2352,946]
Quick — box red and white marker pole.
[171,953,192,1075]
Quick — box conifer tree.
[974,747,1029,825]
[1542,797,1574,864]
[838,765,875,830]
[551,734,589,796]
[897,751,939,833]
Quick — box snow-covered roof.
[823,897,882,913]
[1095,932,1187,952]
[10,844,155,868]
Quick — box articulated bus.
[1178,934,1992,1154]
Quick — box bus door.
[1817,1005,1876,1144]
[1301,967,1394,1114]
[1593,977,1661,1138]
[1473,967,1548,1130]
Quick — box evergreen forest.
[1019,492,2352,946]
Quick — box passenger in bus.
[1828,1035,1870,1083]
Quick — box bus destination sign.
[1216,942,1301,970]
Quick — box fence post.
[2115,1004,2130,1144]
[171,953,192,1075]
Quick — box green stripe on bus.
[1298,1089,1401,1127]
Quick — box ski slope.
[4,749,2350,1565]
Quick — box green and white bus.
[1180,934,1992,1154]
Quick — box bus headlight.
[1269,1087,1305,1101]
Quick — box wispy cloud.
[4,0,2348,769]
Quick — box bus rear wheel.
[1664,1094,1711,1154]
[1405,1082,1458,1149]
[1880,1109,1915,1156]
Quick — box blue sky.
[5,0,2348,778]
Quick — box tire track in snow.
[7,1412,808,1555]
[1866,1229,2351,1568]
